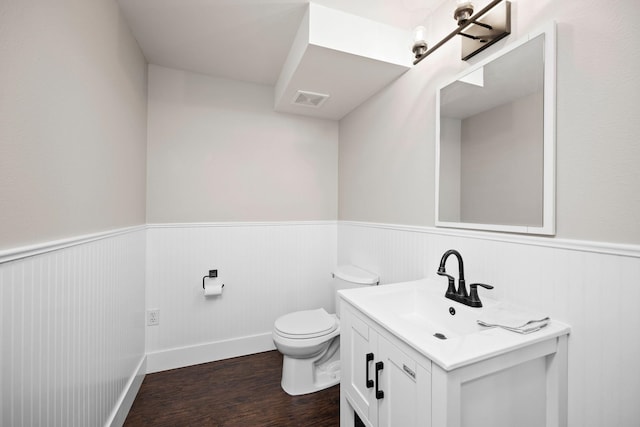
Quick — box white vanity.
[339,21,567,427]
[338,279,570,427]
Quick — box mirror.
[436,24,556,235]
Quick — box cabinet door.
[377,336,431,427]
[342,306,379,426]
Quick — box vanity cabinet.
[341,303,431,427]
[340,293,569,427]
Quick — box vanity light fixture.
[454,1,474,25]
[412,0,511,65]
[412,26,429,60]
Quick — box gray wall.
[438,117,461,222]
[0,0,148,250]
[460,91,543,226]
[339,0,640,244]
[146,65,338,223]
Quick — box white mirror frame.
[435,22,556,235]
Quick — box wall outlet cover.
[147,309,160,326]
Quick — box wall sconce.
[412,26,429,59]
[412,0,511,65]
[454,1,474,25]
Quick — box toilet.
[272,265,379,396]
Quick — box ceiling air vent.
[292,90,330,108]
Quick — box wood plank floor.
[124,350,340,426]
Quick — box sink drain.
[433,332,447,340]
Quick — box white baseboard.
[107,355,147,427]
[146,332,277,374]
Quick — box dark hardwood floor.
[124,350,340,426]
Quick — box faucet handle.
[437,271,457,296]
[468,283,494,307]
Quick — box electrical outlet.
[147,309,160,326]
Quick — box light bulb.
[413,26,427,44]
[454,1,474,25]
[412,26,428,60]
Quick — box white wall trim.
[339,221,640,258]
[146,332,276,374]
[0,225,147,264]
[5,220,633,264]
[106,356,147,427]
[147,220,337,229]
[0,222,332,265]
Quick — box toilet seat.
[274,308,337,339]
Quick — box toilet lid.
[274,308,337,339]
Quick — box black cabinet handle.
[375,361,384,399]
[365,353,374,388]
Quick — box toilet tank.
[332,265,379,318]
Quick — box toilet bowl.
[272,308,341,395]
[272,265,379,396]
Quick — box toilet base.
[280,336,341,396]
[281,354,340,396]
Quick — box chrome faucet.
[437,249,493,308]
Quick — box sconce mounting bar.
[413,0,510,65]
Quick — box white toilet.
[272,265,379,396]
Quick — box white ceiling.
[117,0,442,86]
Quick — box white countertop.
[339,278,571,371]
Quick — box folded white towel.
[477,319,549,334]
[477,303,550,334]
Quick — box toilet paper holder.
[202,269,224,290]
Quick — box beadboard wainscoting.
[0,227,147,427]
[338,221,640,427]
[145,222,337,373]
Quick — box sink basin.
[338,278,570,370]
[357,282,488,339]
